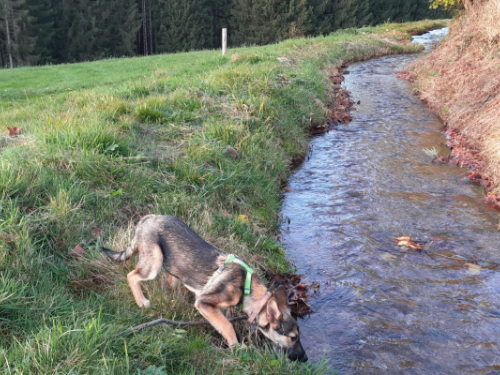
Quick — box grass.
[0,19,448,374]
[409,1,500,190]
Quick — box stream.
[280,29,500,374]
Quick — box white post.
[222,28,227,56]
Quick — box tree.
[157,0,212,53]
[285,0,312,38]
[231,0,307,46]
[0,0,33,68]
[95,0,141,58]
[370,0,396,24]
[65,0,99,61]
[429,0,470,11]
[356,0,373,27]
[333,0,358,29]
[26,0,56,65]
[211,0,234,48]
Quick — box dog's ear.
[266,298,282,330]
[275,285,288,309]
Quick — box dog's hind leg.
[127,243,163,308]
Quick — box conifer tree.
[0,0,33,68]
[356,0,373,27]
[96,0,141,57]
[333,0,358,29]
[286,0,312,38]
[307,0,336,36]
[211,0,233,48]
[157,0,212,53]
[231,0,290,46]
[370,0,396,24]
[26,0,56,65]
[66,0,99,61]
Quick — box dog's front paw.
[142,299,151,308]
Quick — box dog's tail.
[102,242,137,262]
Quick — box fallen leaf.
[464,263,481,275]
[396,236,411,241]
[7,126,22,136]
[71,244,85,257]
[237,214,249,222]
[395,236,423,250]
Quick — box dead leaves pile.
[270,274,319,317]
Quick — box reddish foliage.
[396,71,415,82]
[71,244,85,257]
[269,274,319,317]
[309,69,355,135]
[7,126,22,136]
[485,193,500,210]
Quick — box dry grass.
[409,0,500,189]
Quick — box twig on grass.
[118,315,248,337]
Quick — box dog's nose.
[288,337,308,362]
[288,351,308,362]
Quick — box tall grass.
[0,20,448,374]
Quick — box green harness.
[208,254,254,299]
[224,254,254,296]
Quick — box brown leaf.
[395,236,423,250]
[7,126,22,137]
[71,244,85,257]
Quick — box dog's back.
[103,215,225,294]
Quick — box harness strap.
[224,254,254,296]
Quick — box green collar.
[224,254,254,296]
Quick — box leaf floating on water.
[464,263,481,275]
[395,236,423,250]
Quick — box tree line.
[0,0,448,68]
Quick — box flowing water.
[281,29,500,374]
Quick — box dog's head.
[257,286,307,362]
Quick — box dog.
[102,215,307,362]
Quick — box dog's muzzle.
[284,338,308,362]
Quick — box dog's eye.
[276,324,286,335]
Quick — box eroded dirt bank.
[408,0,500,207]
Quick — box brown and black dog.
[102,215,307,362]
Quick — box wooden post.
[222,28,227,56]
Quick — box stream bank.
[281,28,500,374]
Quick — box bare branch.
[118,315,248,337]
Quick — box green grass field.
[0,20,447,375]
